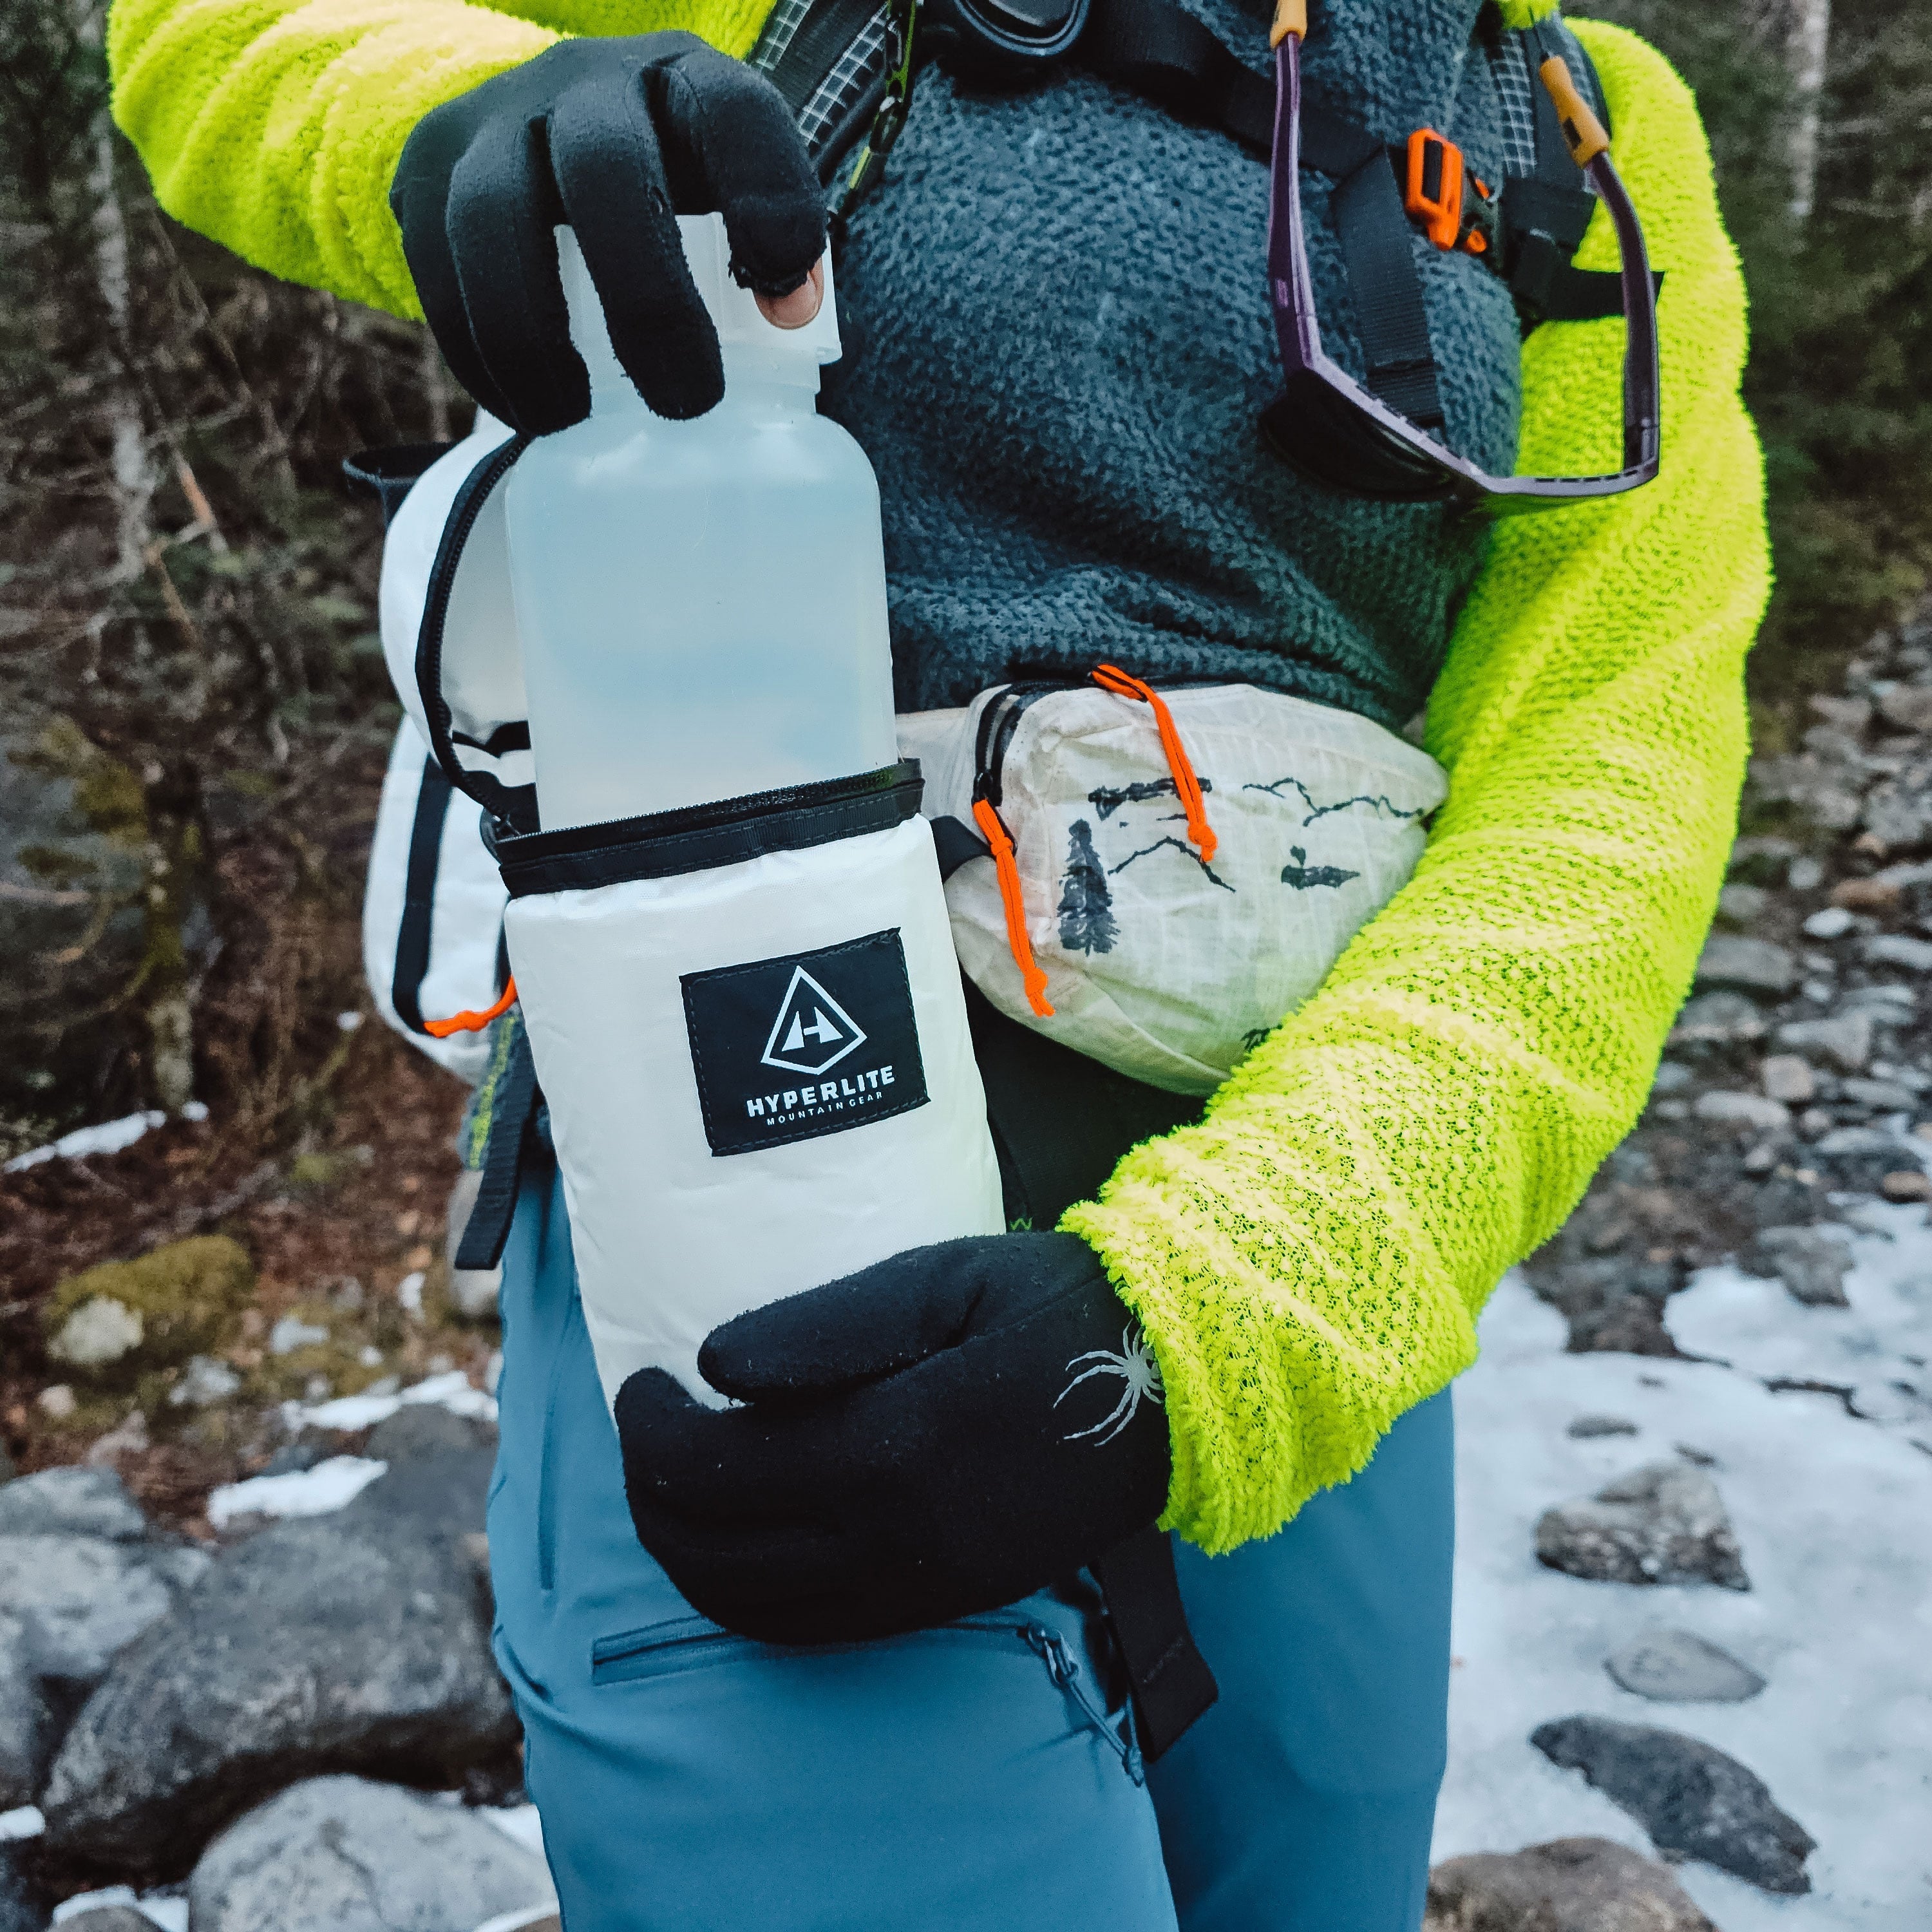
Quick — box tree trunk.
[1786,0,1832,224]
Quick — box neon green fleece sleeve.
[1063,19,1770,1555]
[106,0,777,319]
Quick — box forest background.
[0,0,1924,1158]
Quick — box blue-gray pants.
[489,1164,1454,1931]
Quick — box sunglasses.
[1264,0,1661,508]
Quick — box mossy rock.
[43,1235,255,1386]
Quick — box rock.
[1775,1010,1873,1072]
[46,1300,144,1374]
[1714,882,1767,927]
[0,1528,203,1807]
[34,1390,74,1424]
[0,722,153,1139]
[1837,981,1916,1020]
[1862,932,1932,973]
[1535,1462,1748,1591]
[267,1316,330,1357]
[0,1470,146,1542]
[39,1240,253,1389]
[1424,1837,1716,1932]
[1833,875,1900,910]
[1878,683,1932,734]
[167,1356,242,1410]
[1566,1416,1638,1439]
[1860,782,1932,850]
[1839,1075,1918,1111]
[1531,1716,1815,1895]
[39,1453,516,1879]
[1745,755,1862,833]
[363,1405,493,1463]
[1748,1224,1853,1307]
[1692,1090,1790,1133]
[1650,1061,1691,1096]
[1882,1168,1932,1201]
[1799,905,1853,940]
[1788,854,1825,891]
[1605,1629,1766,1703]
[1812,1124,1900,1160]
[1692,935,1796,998]
[1668,990,1766,1048]
[1528,1259,1682,1358]
[187,1777,552,1932]
[1759,1055,1815,1104]
[0,1846,47,1932]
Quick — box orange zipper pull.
[1090,665,1218,864]
[971,797,1054,1018]
[424,976,518,1038]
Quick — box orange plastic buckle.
[1403,129,1490,256]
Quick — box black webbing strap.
[1082,0,1272,153]
[768,0,887,114]
[1329,147,1447,430]
[392,757,453,1036]
[1502,26,1662,324]
[454,1016,542,1273]
[1092,1523,1220,1761]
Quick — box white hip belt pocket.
[901,668,1448,1096]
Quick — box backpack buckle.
[1403,128,1495,257]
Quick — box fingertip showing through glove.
[614,1233,1175,1645]
[392,33,828,436]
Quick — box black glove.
[615,1233,1173,1644]
[390,33,826,435]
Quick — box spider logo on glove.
[1056,1323,1164,1446]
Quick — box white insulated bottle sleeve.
[498,772,1004,1409]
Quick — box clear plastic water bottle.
[505,216,897,830]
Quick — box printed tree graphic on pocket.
[1281,845,1359,890]
[1057,819,1119,953]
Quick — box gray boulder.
[39,1452,516,1879]
[1535,1463,1749,1591]
[1531,1715,1815,1895]
[188,1777,551,1932]
[0,1532,204,1808]
[1605,1629,1766,1703]
[0,1471,147,1544]
[1748,1225,1853,1307]
[0,1848,47,1932]
[1425,1837,1715,1931]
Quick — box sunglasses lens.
[1259,376,1461,503]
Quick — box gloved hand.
[390,33,826,435]
[615,1233,1173,1644]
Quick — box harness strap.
[1092,1523,1220,1761]
[392,756,454,1037]
[454,1015,542,1273]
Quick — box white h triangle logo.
[761,967,866,1076]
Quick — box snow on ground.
[287,1367,497,1434]
[1437,1238,1932,1931]
[205,1455,388,1530]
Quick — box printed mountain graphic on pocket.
[1281,846,1359,890]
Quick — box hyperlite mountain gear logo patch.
[682,929,928,1155]
[761,968,866,1075]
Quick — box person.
[108,0,1768,1924]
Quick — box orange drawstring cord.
[1090,664,1218,864]
[971,797,1054,1018]
[424,976,518,1039]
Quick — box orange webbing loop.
[424,976,518,1039]
[971,797,1054,1018]
[1090,665,1218,864]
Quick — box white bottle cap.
[556,213,840,410]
